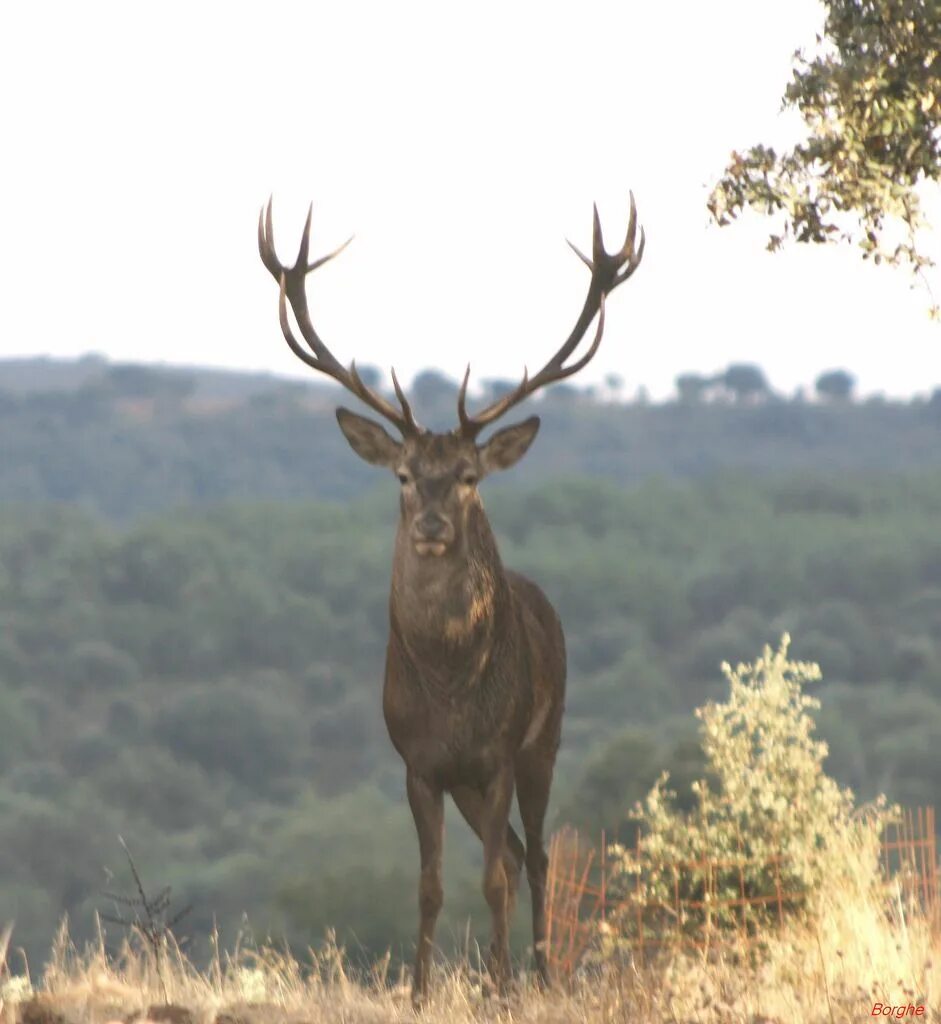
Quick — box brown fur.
[334,417,564,1001]
[257,195,644,1003]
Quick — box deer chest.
[383,670,533,788]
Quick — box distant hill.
[4,355,941,971]
[2,356,941,520]
[0,353,329,400]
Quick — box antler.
[258,198,421,436]
[456,194,645,438]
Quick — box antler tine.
[611,192,644,285]
[458,301,606,437]
[260,198,421,436]
[457,366,532,436]
[566,238,593,270]
[277,272,324,374]
[592,202,605,264]
[540,292,605,383]
[277,273,411,435]
[616,224,646,286]
[623,191,637,257]
[258,197,280,279]
[390,367,419,434]
[309,233,355,272]
[298,201,355,273]
[458,197,643,438]
[457,364,472,432]
[296,203,313,271]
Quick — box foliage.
[708,0,941,315]
[609,638,892,943]
[815,368,856,401]
[720,364,770,402]
[558,726,708,842]
[5,459,941,967]
[0,686,40,773]
[7,908,939,1024]
[4,356,941,521]
[6,358,941,974]
[674,372,715,404]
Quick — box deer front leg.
[407,770,444,1007]
[480,762,515,994]
[516,752,554,988]
[450,784,525,917]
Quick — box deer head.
[258,198,644,559]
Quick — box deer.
[258,196,644,1003]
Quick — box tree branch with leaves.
[708,0,941,317]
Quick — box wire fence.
[882,806,940,925]
[544,806,940,977]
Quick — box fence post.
[567,834,579,973]
[601,828,607,925]
[635,835,645,966]
[930,807,940,934]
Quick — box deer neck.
[390,505,508,660]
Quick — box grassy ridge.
[1,880,937,1024]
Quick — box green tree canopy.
[815,368,856,401]
[708,0,941,316]
[721,363,771,402]
[675,372,714,404]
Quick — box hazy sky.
[3,1,939,402]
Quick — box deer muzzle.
[412,512,454,556]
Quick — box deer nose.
[416,512,449,540]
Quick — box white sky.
[2,0,939,402]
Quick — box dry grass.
[1,879,940,1024]
[2,822,938,1022]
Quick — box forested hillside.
[2,357,941,519]
[2,451,941,969]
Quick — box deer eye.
[460,472,478,487]
[397,471,411,485]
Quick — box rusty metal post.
[600,828,607,925]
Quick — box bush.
[609,636,891,942]
[62,639,142,691]
[0,686,39,771]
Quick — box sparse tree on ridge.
[481,378,519,401]
[816,368,856,402]
[721,363,771,403]
[675,372,714,404]
[605,372,625,401]
[410,369,457,404]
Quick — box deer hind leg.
[478,764,516,994]
[516,753,554,988]
[451,784,525,916]
[406,770,444,1008]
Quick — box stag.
[258,198,644,1002]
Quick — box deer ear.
[478,416,540,475]
[336,408,402,467]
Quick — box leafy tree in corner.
[815,368,856,401]
[708,0,941,316]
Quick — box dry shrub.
[608,635,894,945]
